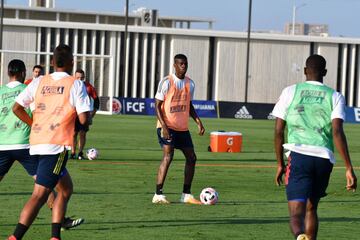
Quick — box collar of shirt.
[6,81,22,88]
[305,80,324,86]
[50,72,70,81]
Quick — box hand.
[161,127,171,141]
[275,165,286,186]
[198,122,205,136]
[346,168,357,192]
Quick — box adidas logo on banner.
[235,106,253,119]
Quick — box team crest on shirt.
[41,86,65,96]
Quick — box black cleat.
[61,217,85,230]
[78,151,84,160]
[69,153,76,159]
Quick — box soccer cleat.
[77,151,84,160]
[180,193,202,205]
[152,194,170,204]
[7,236,17,240]
[69,153,76,159]
[61,217,84,230]
[297,234,310,240]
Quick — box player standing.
[152,54,205,204]
[24,65,43,85]
[273,54,357,240]
[8,44,90,240]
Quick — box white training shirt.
[155,73,195,101]
[272,81,346,164]
[0,81,30,151]
[16,72,91,155]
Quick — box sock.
[51,223,61,239]
[156,184,163,195]
[183,184,191,194]
[13,223,29,239]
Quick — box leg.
[78,130,86,153]
[52,172,73,223]
[304,198,320,240]
[156,145,174,187]
[288,200,306,238]
[72,132,78,156]
[181,148,197,189]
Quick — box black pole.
[123,0,129,96]
[244,0,252,103]
[0,0,4,50]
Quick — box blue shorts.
[157,128,194,149]
[34,151,69,189]
[0,149,37,177]
[285,151,333,201]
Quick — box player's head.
[75,69,85,81]
[52,44,73,74]
[304,54,327,82]
[173,54,188,78]
[8,59,26,83]
[32,65,43,78]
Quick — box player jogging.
[8,44,91,240]
[273,54,357,240]
[152,54,205,204]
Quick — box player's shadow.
[72,216,360,231]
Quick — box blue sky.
[7,0,360,37]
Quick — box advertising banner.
[218,101,275,120]
[345,106,360,123]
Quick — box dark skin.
[274,63,357,240]
[11,56,89,228]
[155,57,205,194]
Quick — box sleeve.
[271,85,295,120]
[190,79,195,100]
[70,80,92,114]
[331,92,346,120]
[15,77,41,108]
[154,77,170,101]
[88,83,98,99]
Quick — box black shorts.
[34,151,69,189]
[75,117,89,132]
[0,149,37,177]
[285,151,333,201]
[157,128,194,149]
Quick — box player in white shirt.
[273,54,357,240]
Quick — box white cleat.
[180,193,202,205]
[152,194,170,204]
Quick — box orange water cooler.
[209,132,242,153]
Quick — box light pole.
[291,1,306,35]
[244,0,252,103]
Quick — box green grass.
[0,115,359,239]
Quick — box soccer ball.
[86,148,98,160]
[200,187,218,205]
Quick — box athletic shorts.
[285,151,333,201]
[157,128,194,149]
[75,117,89,132]
[0,149,38,177]
[34,151,69,189]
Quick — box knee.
[162,153,173,164]
[186,153,197,165]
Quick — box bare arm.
[155,99,171,139]
[12,102,33,126]
[332,118,357,191]
[274,118,286,186]
[190,101,205,136]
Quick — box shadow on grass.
[63,216,360,231]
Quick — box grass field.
[0,115,359,239]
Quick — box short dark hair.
[33,65,43,71]
[8,59,26,77]
[75,69,85,75]
[53,44,73,67]
[306,54,326,72]
[174,54,187,62]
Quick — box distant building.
[285,23,329,37]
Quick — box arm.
[92,97,100,117]
[155,99,171,140]
[12,102,33,126]
[190,101,205,136]
[332,118,357,191]
[274,117,286,186]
